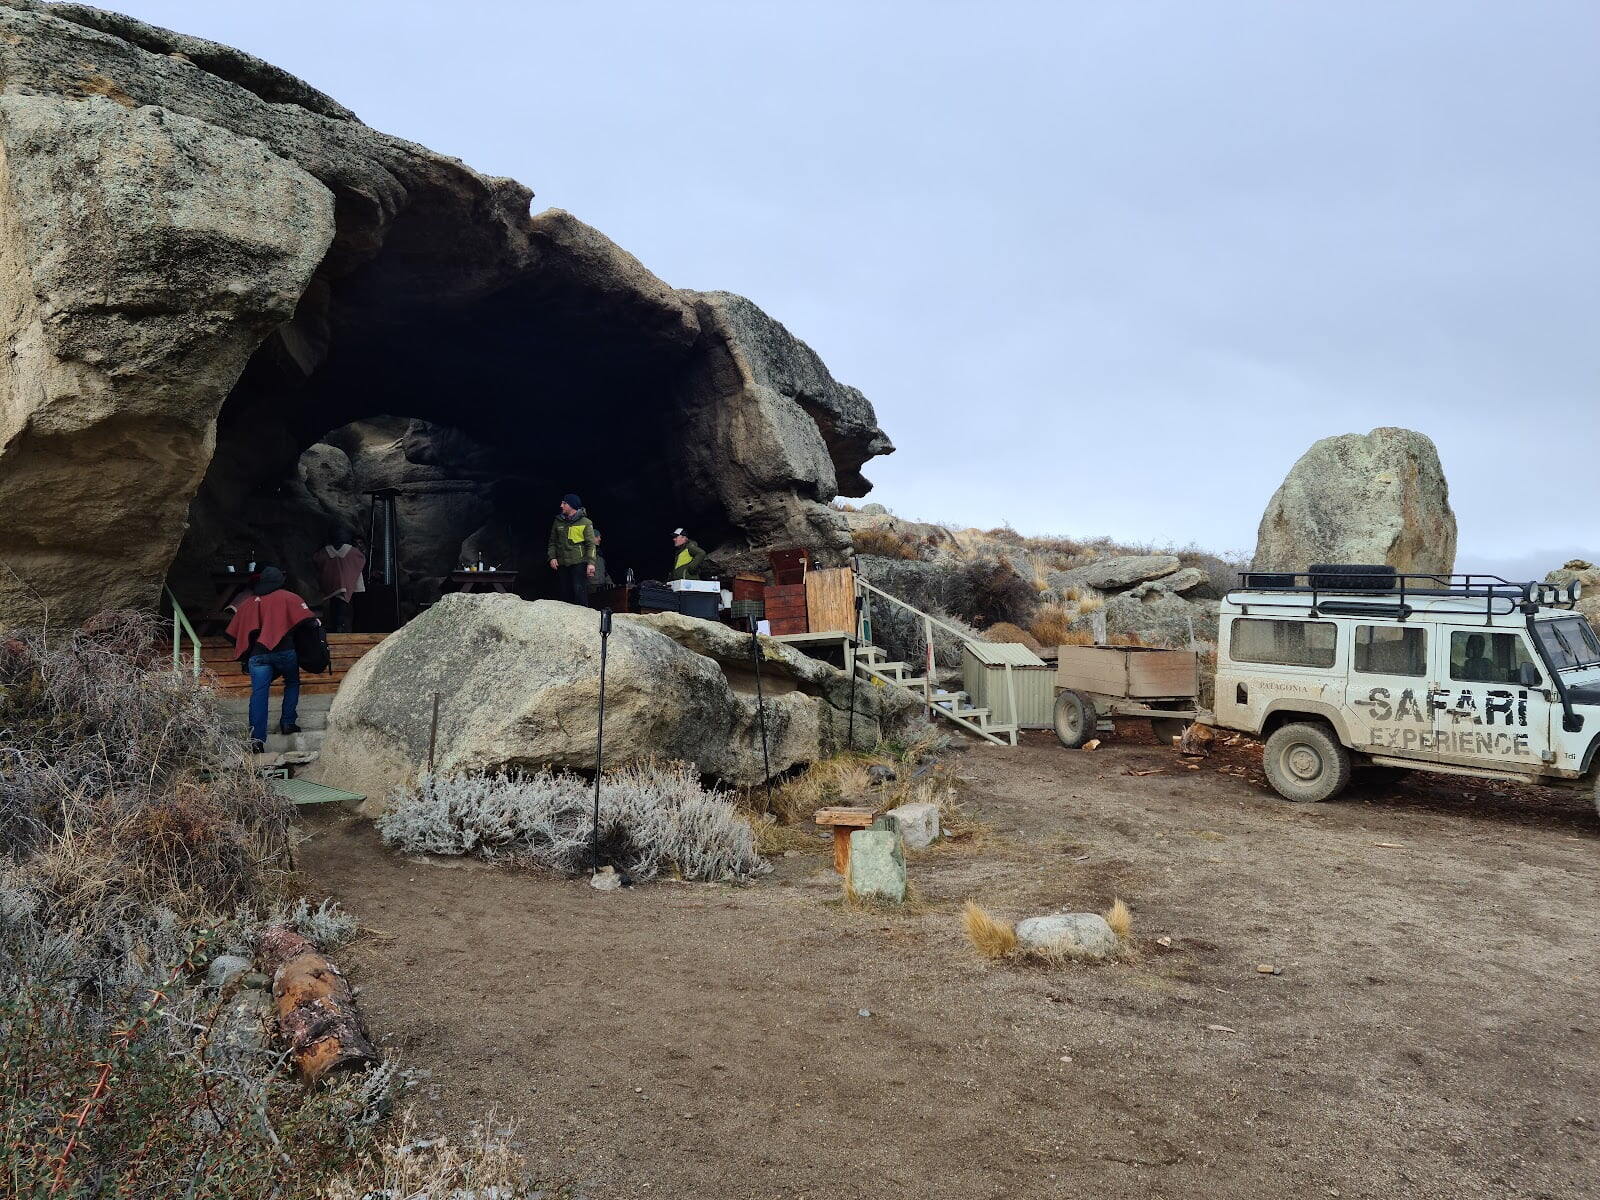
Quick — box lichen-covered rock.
[1253,427,1457,576]
[847,828,906,903]
[1049,555,1181,595]
[309,594,909,811]
[1014,912,1119,960]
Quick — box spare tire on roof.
[1241,572,1296,590]
[1309,563,1397,591]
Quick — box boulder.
[847,828,906,903]
[205,954,253,991]
[1253,427,1457,576]
[885,800,940,850]
[1158,567,1210,595]
[1103,585,1217,648]
[309,594,912,812]
[1546,561,1600,633]
[1049,555,1181,594]
[1014,912,1119,960]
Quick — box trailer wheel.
[1053,690,1098,749]
[1263,722,1351,803]
[1149,717,1190,747]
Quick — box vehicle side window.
[1449,631,1540,685]
[1229,618,1337,668]
[1354,625,1425,676]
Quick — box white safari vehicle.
[1213,566,1600,810]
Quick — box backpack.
[293,618,332,674]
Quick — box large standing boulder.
[1546,561,1600,634]
[1253,427,1457,576]
[309,594,916,812]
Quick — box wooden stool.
[813,806,878,875]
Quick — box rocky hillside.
[0,2,893,626]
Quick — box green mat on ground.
[267,777,364,807]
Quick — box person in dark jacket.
[668,528,708,581]
[225,566,314,751]
[547,494,598,605]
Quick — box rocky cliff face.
[1253,427,1457,577]
[0,2,891,625]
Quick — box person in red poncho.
[226,565,315,752]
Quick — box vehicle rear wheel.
[1053,690,1099,749]
[1263,722,1352,803]
[1149,717,1190,746]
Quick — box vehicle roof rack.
[1225,570,1581,624]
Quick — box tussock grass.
[983,621,1041,651]
[1104,897,1133,940]
[962,901,1017,959]
[850,526,922,560]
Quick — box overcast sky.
[111,1,1598,576]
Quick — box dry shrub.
[1108,632,1145,647]
[378,762,764,883]
[983,622,1041,651]
[851,526,921,560]
[962,901,1017,959]
[1104,897,1132,940]
[0,613,291,925]
[328,1112,543,1199]
[1059,630,1097,647]
[765,757,875,825]
[1076,592,1105,614]
[950,557,1038,628]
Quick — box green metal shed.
[961,640,1054,729]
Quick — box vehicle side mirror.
[1517,661,1542,689]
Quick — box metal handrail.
[164,587,203,679]
[855,575,980,646]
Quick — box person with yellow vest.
[668,528,708,581]
[547,494,598,605]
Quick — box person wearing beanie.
[225,564,316,751]
[547,493,598,605]
[668,528,708,582]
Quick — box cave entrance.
[164,270,722,632]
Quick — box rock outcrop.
[0,3,892,626]
[1049,554,1181,595]
[309,594,918,810]
[1546,561,1600,633]
[1253,427,1457,577]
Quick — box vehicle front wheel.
[1263,722,1352,803]
[1053,690,1099,749]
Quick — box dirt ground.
[300,725,1600,1199]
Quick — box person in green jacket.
[547,494,598,605]
[668,528,708,582]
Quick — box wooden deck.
[183,633,387,697]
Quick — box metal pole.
[427,691,441,773]
[748,617,773,802]
[593,608,612,874]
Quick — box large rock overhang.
[0,1,893,626]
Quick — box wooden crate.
[730,574,766,604]
[1056,645,1197,699]
[764,582,808,615]
[766,616,809,636]
[804,566,854,635]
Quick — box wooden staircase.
[193,634,386,698]
[852,577,1017,747]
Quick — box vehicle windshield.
[1533,617,1600,672]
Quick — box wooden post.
[923,614,935,707]
[1003,661,1019,745]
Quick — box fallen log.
[258,924,379,1083]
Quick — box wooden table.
[813,805,879,875]
[450,571,518,594]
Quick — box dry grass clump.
[327,1112,545,1199]
[983,622,1041,651]
[1105,897,1132,940]
[1029,604,1073,648]
[378,761,764,883]
[764,756,876,825]
[851,525,924,560]
[0,613,291,926]
[962,901,1017,959]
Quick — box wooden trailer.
[1052,645,1199,749]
